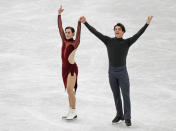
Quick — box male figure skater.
[80,16,153,126]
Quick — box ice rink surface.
[0,0,176,130]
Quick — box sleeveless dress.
[58,15,81,92]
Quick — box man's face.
[65,29,74,40]
[114,26,124,38]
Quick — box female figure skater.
[58,5,81,120]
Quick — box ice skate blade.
[112,121,123,125]
[65,115,77,120]
[61,116,67,119]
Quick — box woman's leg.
[66,72,76,109]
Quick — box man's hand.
[147,16,153,24]
[58,5,64,15]
[79,16,86,24]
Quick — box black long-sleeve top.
[84,22,149,67]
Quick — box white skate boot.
[62,107,71,119]
[66,108,77,120]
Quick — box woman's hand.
[58,5,64,15]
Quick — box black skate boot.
[112,116,124,124]
[125,119,132,126]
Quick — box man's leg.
[109,72,123,117]
[118,69,131,120]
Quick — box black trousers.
[108,65,131,119]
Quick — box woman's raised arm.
[58,5,65,40]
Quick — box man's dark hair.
[65,26,75,33]
[114,23,126,33]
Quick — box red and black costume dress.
[58,15,81,92]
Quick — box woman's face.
[65,29,74,40]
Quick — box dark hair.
[114,23,126,33]
[65,26,75,33]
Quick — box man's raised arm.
[128,16,153,46]
[80,16,110,46]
